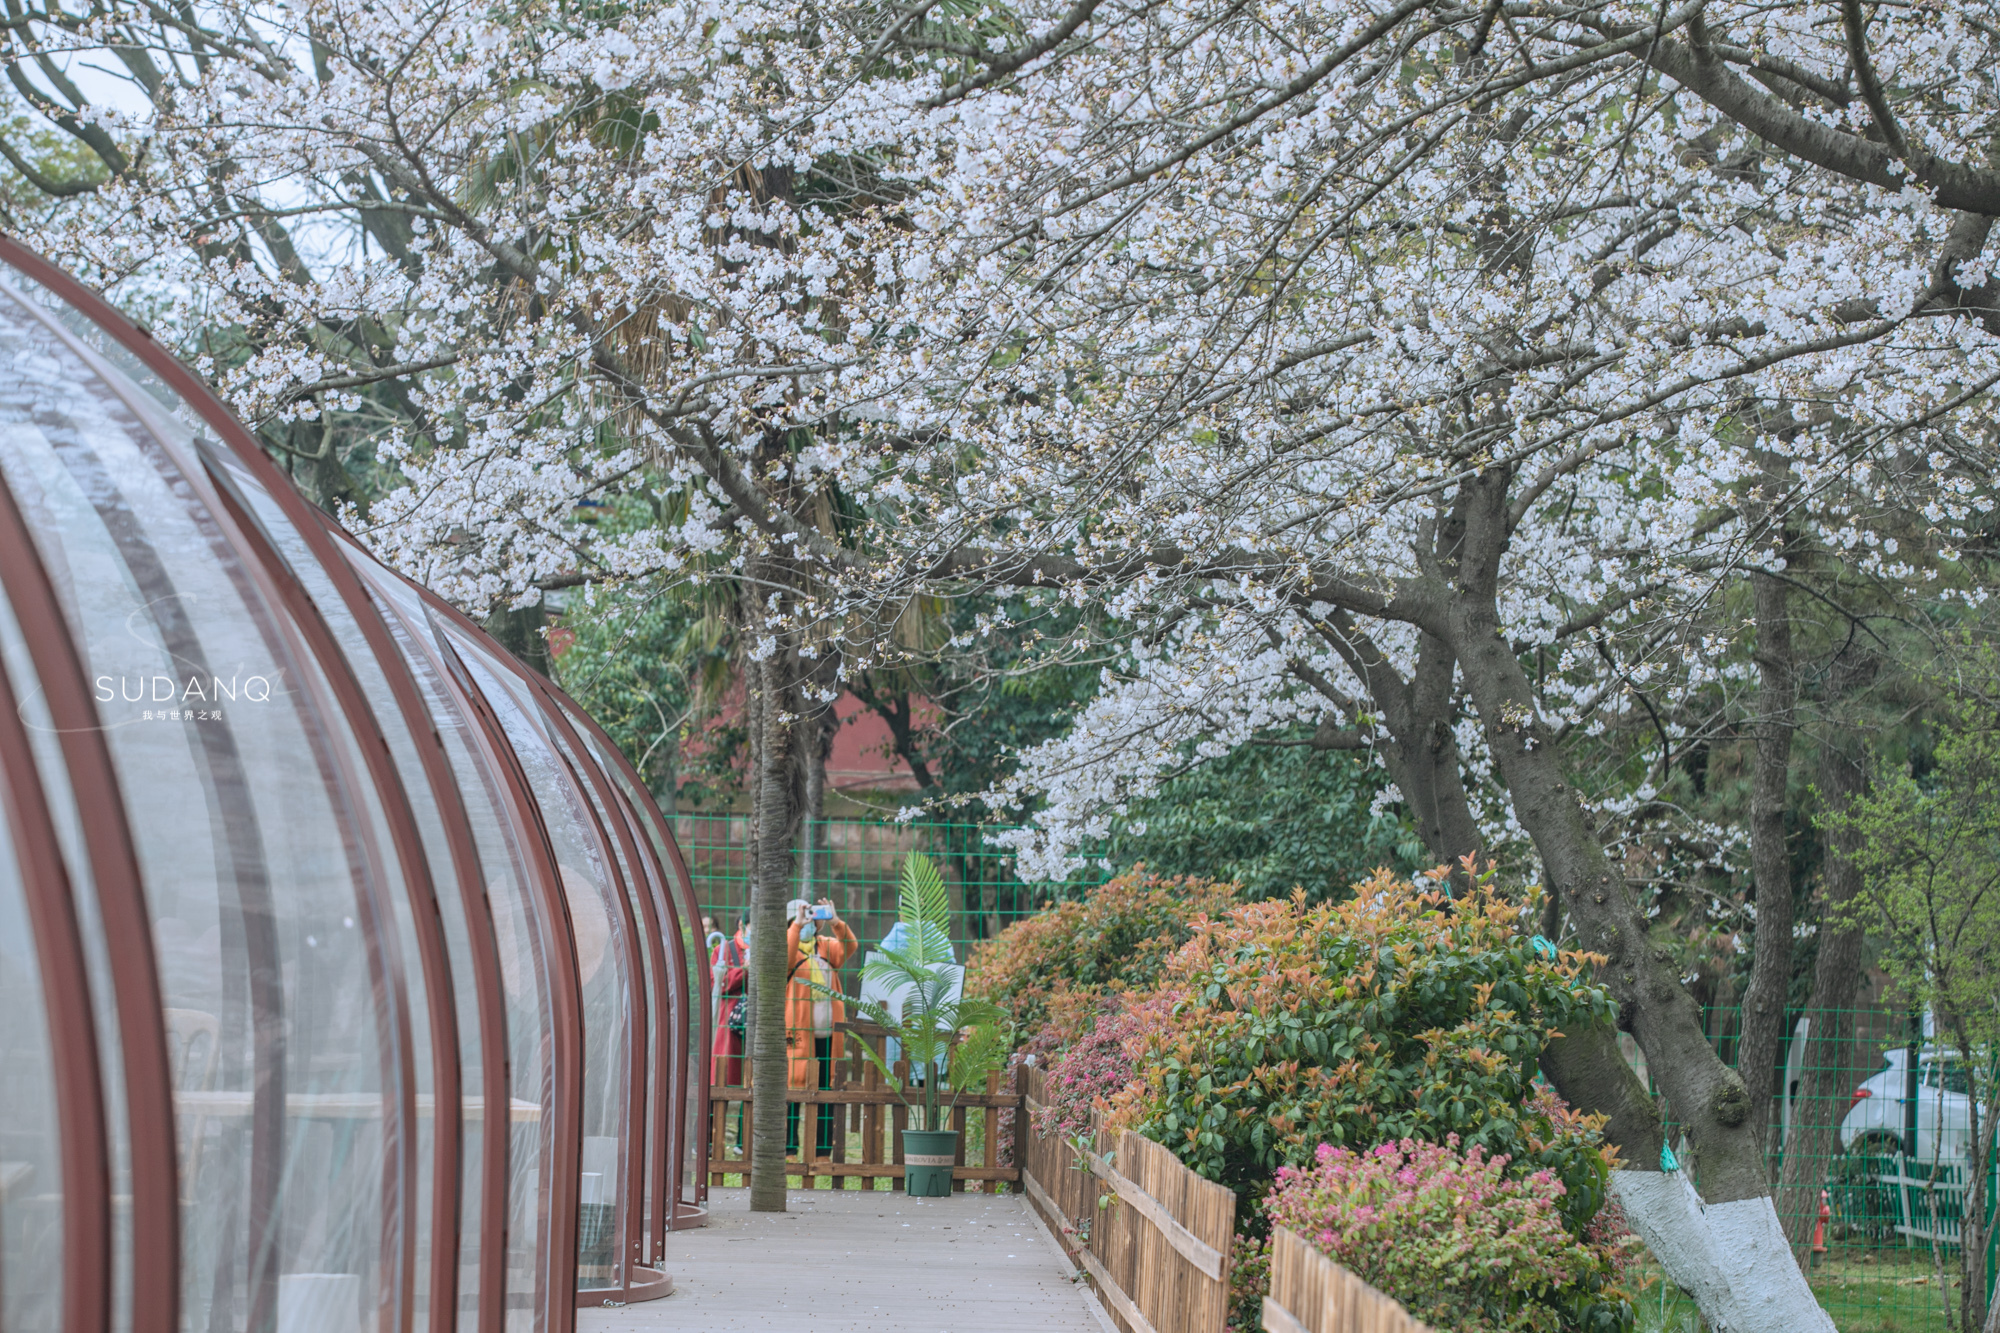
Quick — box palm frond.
[947,1018,1011,1094]
[897,851,953,965]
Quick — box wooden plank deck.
[579,1187,1116,1332]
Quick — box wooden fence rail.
[706,1021,1023,1188]
[1262,1227,1431,1333]
[1020,1063,1236,1333]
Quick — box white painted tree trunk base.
[1611,1170,1835,1333]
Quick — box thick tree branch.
[1838,0,1909,163]
[0,131,102,196]
[1643,35,2000,212]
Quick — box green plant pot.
[902,1129,958,1197]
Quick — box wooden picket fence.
[706,1020,1022,1188]
[1261,1227,1431,1333]
[1019,1063,1236,1333]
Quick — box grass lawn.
[1634,1243,1963,1332]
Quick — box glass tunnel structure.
[0,239,709,1333]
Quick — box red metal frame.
[416,590,687,1305]
[0,249,427,1333]
[0,274,188,1333]
[337,545,576,1319]
[332,571,517,1333]
[538,707,652,1304]
[0,231,527,1333]
[592,764,686,1256]
[0,233,706,1333]
[531,681,671,1286]
[427,625,588,1333]
[553,696,711,1223]
[0,479,115,1333]
[200,465,464,1333]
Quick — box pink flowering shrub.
[1262,1136,1637,1333]
[1034,994,1174,1140]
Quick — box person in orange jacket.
[786,897,857,1158]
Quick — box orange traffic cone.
[1811,1189,1831,1264]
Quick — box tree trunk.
[1740,569,1796,1161]
[800,710,826,900]
[1436,465,1834,1333]
[1982,1089,2000,1333]
[745,608,805,1212]
[1352,608,1673,1227]
[1321,618,1486,867]
[1985,1236,2000,1333]
[1539,1021,1668,1172]
[1957,1045,1992,1333]
[1775,739,1868,1255]
[485,600,551,677]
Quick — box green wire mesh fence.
[677,812,1994,1331]
[674,813,1101,960]
[1629,1008,1995,1333]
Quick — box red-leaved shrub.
[1032,993,1175,1140]
[967,868,1234,1048]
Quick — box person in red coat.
[710,916,748,1086]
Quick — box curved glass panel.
[353,562,560,1332]
[612,789,684,1237]
[567,725,691,1229]
[588,745,706,1215]
[0,640,67,1333]
[545,727,662,1257]
[0,511,131,1331]
[0,242,706,1333]
[442,629,633,1294]
[0,275,412,1333]
[197,442,475,1331]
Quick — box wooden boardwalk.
[579,1187,1115,1333]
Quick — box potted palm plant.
[825,852,1010,1196]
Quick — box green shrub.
[1097,866,1635,1331]
[1098,743,1421,901]
[966,868,1235,1046]
[1106,866,1622,1240]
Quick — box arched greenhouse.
[0,240,708,1333]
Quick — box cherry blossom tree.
[0,0,979,1211]
[9,0,2000,1323]
[839,4,2000,1328]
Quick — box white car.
[1835,1048,1976,1166]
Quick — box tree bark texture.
[1316,502,1826,1329]
[485,600,551,677]
[1350,601,1672,1194]
[799,708,826,900]
[745,591,805,1212]
[1983,1110,2000,1333]
[1776,738,1868,1256]
[1351,587,1672,1178]
[1433,466,1833,1333]
[1740,569,1796,1161]
[1961,1060,1995,1333]
[1323,619,1487,866]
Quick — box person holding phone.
[785,896,857,1160]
